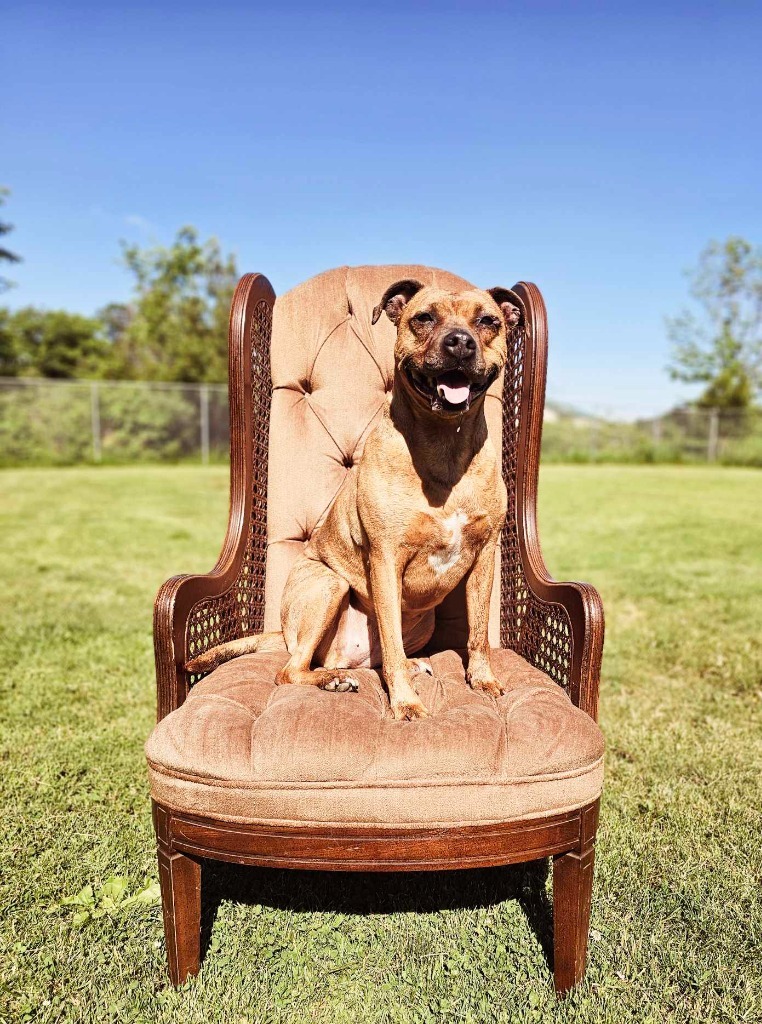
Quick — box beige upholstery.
[146,649,604,826]
[145,265,604,829]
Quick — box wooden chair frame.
[151,272,604,994]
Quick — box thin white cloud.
[123,213,155,232]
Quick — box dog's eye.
[412,312,435,325]
[476,315,500,329]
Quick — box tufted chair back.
[263,264,504,649]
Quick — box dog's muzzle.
[403,362,497,413]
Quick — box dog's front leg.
[369,546,429,720]
[464,531,505,698]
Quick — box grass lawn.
[1,465,760,1024]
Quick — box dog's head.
[372,280,524,417]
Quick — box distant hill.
[544,400,599,425]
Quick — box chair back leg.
[153,802,202,986]
[552,800,598,994]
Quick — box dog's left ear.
[488,287,525,330]
[372,279,425,326]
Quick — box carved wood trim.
[153,801,597,873]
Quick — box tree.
[0,308,17,375]
[97,302,133,346]
[1,307,108,378]
[0,187,22,293]
[106,227,238,383]
[667,237,762,409]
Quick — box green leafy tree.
[1,307,108,378]
[667,237,762,409]
[107,227,237,382]
[0,187,22,293]
[97,302,133,346]
[0,308,18,375]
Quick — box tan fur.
[187,283,521,719]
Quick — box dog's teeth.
[336,679,351,692]
[324,678,337,691]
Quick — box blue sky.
[3,1,761,416]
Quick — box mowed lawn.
[1,465,760,1024]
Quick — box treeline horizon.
[1,185,761,416]
[0,226,236,385]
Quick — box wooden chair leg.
[153,802,202,986]
[552,801,598,995]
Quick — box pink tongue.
[437,382,470,404]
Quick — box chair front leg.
[552,800,598,995]
[153,802,202,986]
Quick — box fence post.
[200,384,210,465]
[588,420,598,462]
[90,382,102,463]
[707,408,719,462]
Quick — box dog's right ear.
[371,279,425,326]
[487,287,525,330]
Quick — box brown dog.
[186,280,524,719]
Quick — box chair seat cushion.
[145,649,604,828]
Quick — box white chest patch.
[428,510,469,575]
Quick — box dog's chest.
[401,505,490,604]
[427,510,470,575]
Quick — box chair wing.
[154,273,274,721]
[500,282,604,719]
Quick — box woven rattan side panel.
[186,300,272,675]
[499,322,573,692]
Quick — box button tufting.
[342,454,354,468]
[301,379,312,395]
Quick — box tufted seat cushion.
[145,649,604,828]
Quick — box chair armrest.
[153,273,275,722]
[501,281,604,721]
[513,565,604,722]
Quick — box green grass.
[1,465,760,1024]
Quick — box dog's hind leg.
[277,559,361,692]
[186,631,286,675]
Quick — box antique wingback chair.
[145,266,605,995]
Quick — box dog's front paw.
[391,695,429,721]
[322,674,359,693]
[466,671,505,699]
[386,667,430,720]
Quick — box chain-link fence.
[542,404,762,466]
[0,377,229,466]
[1,377,761,467]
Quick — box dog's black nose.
[442,330,476,362]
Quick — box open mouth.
[404,364,493,413]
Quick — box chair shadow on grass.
[199,857,554,970]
